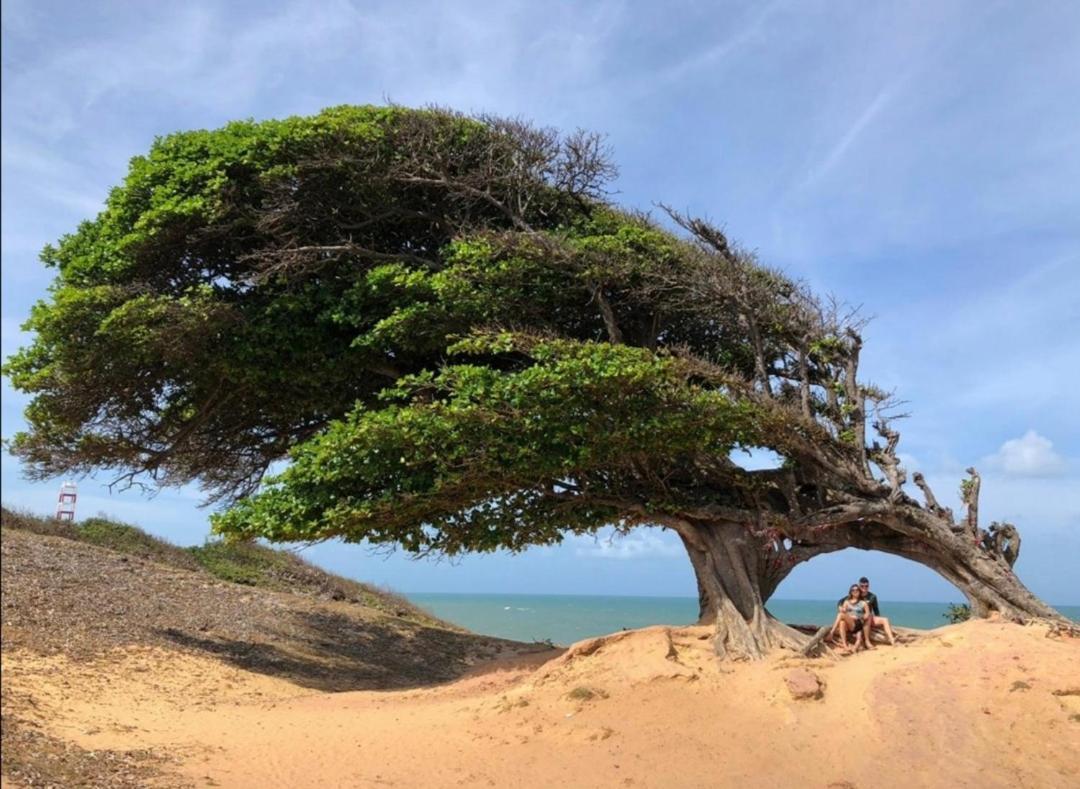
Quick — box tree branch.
[871,416,905,500]
[592,286,624,344]
[961,467,981,540]
[912,472,953,522]
[843,329,867,473]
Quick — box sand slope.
[0,522,547,786]
[4,619,1078,789]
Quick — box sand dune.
[4,619,1078,788]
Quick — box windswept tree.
[5,106,1066,658]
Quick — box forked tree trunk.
[670,512,1068,662]
[671,519,814,660]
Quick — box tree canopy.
[5,105,1066,658]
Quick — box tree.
[4,106,1067,659]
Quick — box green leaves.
[212,338,764,551]
[6,103,851,557]
[6,106,568,502]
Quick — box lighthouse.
[55,481,77,521]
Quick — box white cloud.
[983,430,1067,477]
[573,528,683,560]
[905,465,1079,538]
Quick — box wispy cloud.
[865,251,1080,449]
[647,0,781,90]
[573,529,683,560]
[2,1,370,141]
[791,77,907,195]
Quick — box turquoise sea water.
[407,593,1080,646]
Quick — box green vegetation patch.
[186,540,292,587]
[0,507,439,625]
[0,508,199,571]
[78,517,201,570]
[943,603,972,624]
[0,508,80,540]
[185,540,437,622]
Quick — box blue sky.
[2,0,1078,604]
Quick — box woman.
[835,584,873,653]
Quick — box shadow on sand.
[158,608,557,692]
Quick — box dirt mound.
[1,526,542,685]
[0,525,552,787]
[534,625,714,686]
[0,507,436,621]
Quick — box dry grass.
[567,685,609,701]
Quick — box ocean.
[406,593,1080,646]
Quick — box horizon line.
[403,591,1080,607]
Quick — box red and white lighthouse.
[55,481,77,521]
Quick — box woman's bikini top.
[842,599,866,618]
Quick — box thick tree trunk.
[670,518,815,660]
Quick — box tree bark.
[669,518,819,660]
[666,505,1067,662]
[881,530,1056,621]
[789,514,1064,622]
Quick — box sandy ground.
[3,619,1078,789]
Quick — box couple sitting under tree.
[829,577,897,653]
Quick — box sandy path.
[4,621,1079,788]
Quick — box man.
[858,577,896,646]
